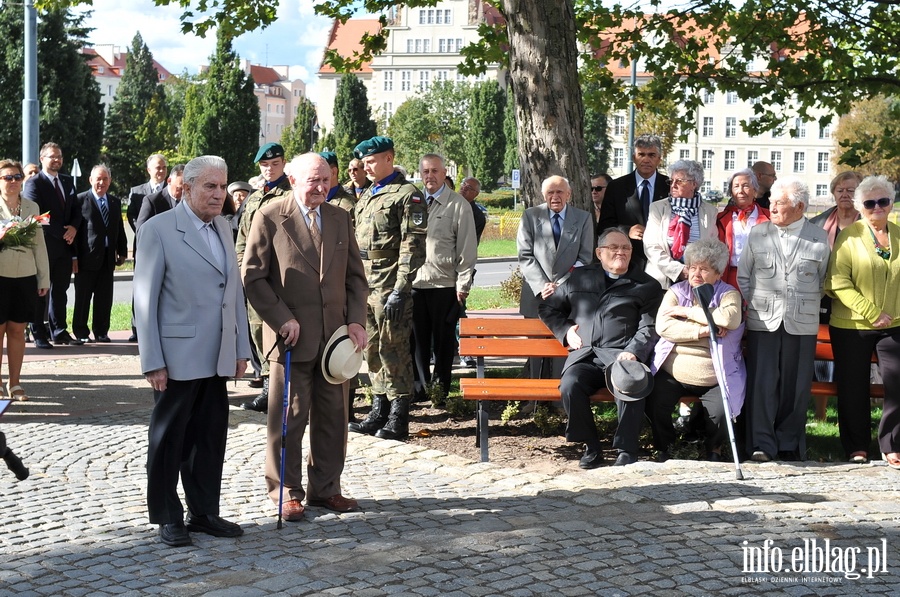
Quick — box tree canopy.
[332,74,377,164]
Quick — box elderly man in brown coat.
[242,153,368,521]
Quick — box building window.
[679,149,690,160]
[97,66,105,74]
[382,102,393,117]
[456,70,466,82]
[702,117,714,137]
[701,181,712,193]
[816,184,829,197]
[401,70,411,91]
[747,150,758,167]
[613,115,625,136]
[819,123,832,139]
[444,9,452,24]
[267,103,271,112]
[793,151,805,173]
[794,118,807,138]
[383,71,393,91]
[724,150,735,171]
[436,70,448,82]
[419,10,426,25]
[817,152,830,174]
[725,117,737,138]
[415,39,423,53]
[702,149,714,169]
[702,90,714,104]
[439,39,447,53]
[772,126,785,138]
[770,150,782,171]
[613,148,624,169]
[419,70,430,92]
[726,91,738,104]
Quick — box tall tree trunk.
[501,0,589,210]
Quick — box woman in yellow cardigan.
[826,175,900,467]
[0,159,50,401]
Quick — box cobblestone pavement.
[2,350,900,596]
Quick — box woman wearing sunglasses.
[0,160,50,401]
[826,175,900,467]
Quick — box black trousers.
[559,359,645,454]
[831,326,900,458]
[72,258,115,338]
[146,376,229,524]
[32,250,72,340]
[645,369,726,453]
[411,287,460,399]
[744,327,816,457]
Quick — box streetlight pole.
[23,0,39,165]
[309,118,320,152]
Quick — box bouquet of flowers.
[0,212,50,251]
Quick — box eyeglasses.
[862,197,892,210]
[671,178,695,186]
[0,173,24,182]
[599,244,633,252]
[591,185,606,192]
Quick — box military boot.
[375,397,409,441]
[0,432,29,481]
[349,394,389,434]
[241,377,269,413]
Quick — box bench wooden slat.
[458,338,568,358]
[460,318,556,337]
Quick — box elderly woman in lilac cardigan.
[645,238,745,462]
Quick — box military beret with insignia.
[353,136,394,159]
[254,142,285,163]
[319,151,339,167]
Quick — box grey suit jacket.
[737,219,830,336]
[134,201,251,380]
[517,204,594,317]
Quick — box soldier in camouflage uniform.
[236,143,293,413]
[348,136,428,441]
[319,151,357,228]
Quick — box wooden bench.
[459,317,884,462]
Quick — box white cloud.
[79,0,332,99]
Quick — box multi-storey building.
[83,44,172,113]
[316,0,505,135]
[242,61,308,146]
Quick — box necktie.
[427,195,435,207]
[54,177,65,210]
[640,179,651,222]
[552,213,561,247]
[98,196,109,226]
[203,223,225,269]
[309,210,322,255]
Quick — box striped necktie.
[98,196,109,226]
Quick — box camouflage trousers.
[366,288,413,401]
[248,301,269,377]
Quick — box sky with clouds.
[77,0,336,102]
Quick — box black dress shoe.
[579,446,604,469]
[185,514,243,538]
[614,452,636,466]
[778,450,802,462]
[34,338,54,349]
[52,331,73,345]
[128,333,138,342]
[69,337,85,346]
[707,452,724,462]
[159,522,192,547]
[95,335,112,343]
[247,377,264,389]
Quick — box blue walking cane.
[277,346,292,529]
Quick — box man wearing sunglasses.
[590,173,611,225]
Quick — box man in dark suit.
[597,134,670,269]
[134,155,251,547]
[134,164,184,233]
[243,153,368,520]
[72,165,128,344]
[126,153,168,234]
[540,228,663,468]
[126,154,169,342]
[22,142,83,348]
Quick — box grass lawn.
[477,239,516,258]
[466,286,517,310]
[67,303,132,332]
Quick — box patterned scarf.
[667,193,702,261]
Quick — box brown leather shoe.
[281,499,305,522]
[307,494,359,513]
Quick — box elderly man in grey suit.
[517,175,593,377]
[135,155,251,548]
[738,177,830,463]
